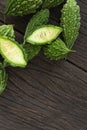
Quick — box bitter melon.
[0,36,27,67]
[44,38,73,60]
[42,0,64,8]
[26,25,62,45]
[23,9,49,60]
[61,0,81,49]
[5,0,43,16]
[0,63,8,95]
[24,9,50,41]
[23,43,41,62]
[0,25,15,39]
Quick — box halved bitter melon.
[23,9,50,61]
[26,25,63,45]
[24,9,50,40]
[0,36,27,67]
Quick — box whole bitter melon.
[0,63,8,95]
[42,0,64,8]
[5,0,43,16]
[44,38,73,60]
[61,0,81,49]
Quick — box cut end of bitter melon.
[26,25,62,45]
[0,36,27,67]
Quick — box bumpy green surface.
[61,0,81,49]
[23,43,41,62]
[23,9,50,61]
[44,38,72,60]
[5,0,43,16]
[0,63,8,95]
[0,25,15,39]
[42,0,64,8]
[24,9,50,40]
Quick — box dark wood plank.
[0,58,87,130]
[0,1,87,130]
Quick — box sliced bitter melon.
[0,36,27,67]
[26,25,62,45]
[24,9,49,60]
[24,9,50,41]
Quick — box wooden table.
[0,1,87,130]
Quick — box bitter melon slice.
[26,25,62,45]
[24,9,50,40]
[0,36,27,67]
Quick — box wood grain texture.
[0,0,87,130]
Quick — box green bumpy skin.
[0,25,15,39]
[23,43,41,62]
[42,0,64,8]
[24,9,50,40]
[61,0,81,49]
[26,25,62,45]
[0,36,27,67]
[0,63,8,95]
[23,9,50,61]
[5,0,43,16]
[44,38,72,60]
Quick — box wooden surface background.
[0,0,87,130]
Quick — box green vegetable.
[61,0,81,49]
[26,25,62,45]
[44,38,73,60]
[0,63,8,95]
[24,9,50,60]
[42,0,64,8]
[24,9,50,41]
[23,43,41,62]
[5,0,43,16]
[0,25,15,39]
[0,36,27,67]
